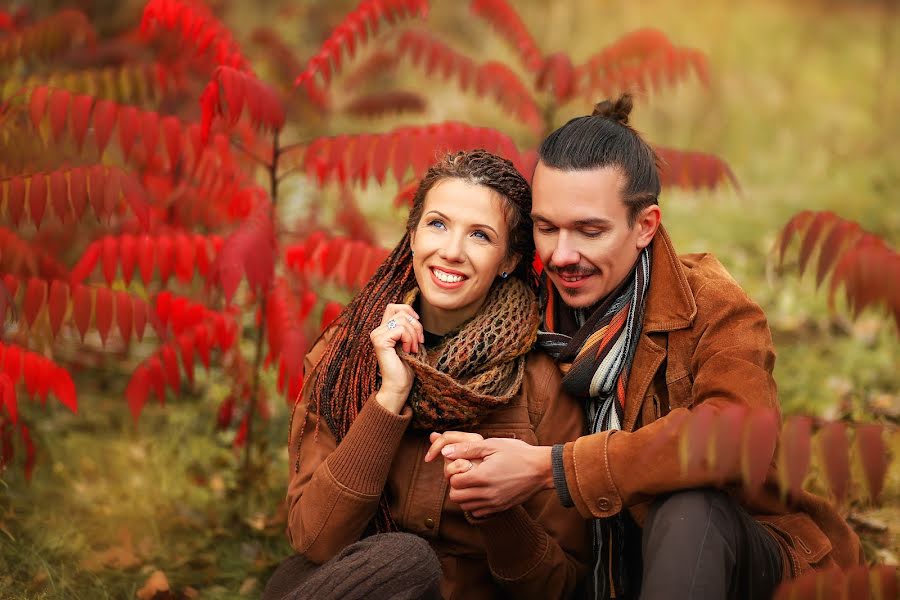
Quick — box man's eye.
[536,226,557,234]
[581,230,603,238]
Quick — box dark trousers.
[637,489,784,600]
[262,533,442,600]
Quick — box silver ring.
[405,315,416,323]
[386,319,398,329]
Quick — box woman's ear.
[499,253,520,278]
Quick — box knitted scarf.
[536,246,651,600]
[400,276,540,431]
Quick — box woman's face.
[410,178,519,334]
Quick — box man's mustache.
[545,264,598,277]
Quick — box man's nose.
[549,233,580,268]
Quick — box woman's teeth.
[433,268,464,283]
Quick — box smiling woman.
[264,150,590,600]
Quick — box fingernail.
[442,445,454,457]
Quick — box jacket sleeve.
[474,356,590,599]
[561,277,779,519]
[285,338,412,563]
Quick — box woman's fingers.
[381,304,424,345]
[424,431,485,462]
[444,458,480,477]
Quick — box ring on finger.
[405,315,416,323]
[386,319,398,330]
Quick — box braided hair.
[293,149,535,532]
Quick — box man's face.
[531,162,658,309]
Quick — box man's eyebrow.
[531,214,612,228]
[573,218,612,228]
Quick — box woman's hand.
[370,304,424,413]
[426,431,485,477]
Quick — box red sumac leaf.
[48,280,69,338]
[119,234,138,285]
[23,277,47,329]
[92,99,117,155]
[2,345,22,385]
[69,168,88,220]
[177,333,194,384]
[27,173,47,229]
[321,301,343,330]
[49,171,69,223]
[72,285,92,341]
[117,105,140,160]
[94,287,114,346]
[133,297,148,342]
[146,356,166,405]
[819,421,850,503]
[29,86,50,132]
[855,423,887,503]
[71,94,94,151]
[48,89,71,142]
[741,408,778,494]
[7,176,25,227]
[779,416,812,499]
[87,165,107,221]
[126,366,150,422]
[115,291,133,344]
[140,110,159,160]
[160,345,180,391]
[100,235,119,285]
[156,235,175,284]
[0,374,16,424]
[137,234,155,283]
[51,366,77,413]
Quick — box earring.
[411,250,414,257]
[500,272,508,279]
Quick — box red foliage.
[0,228,68,281]
[655,146,739,191]
[293,0,429,99]
[140,0,248,70]
[574,29,709,100]
[344,90,427,119]
[199,66,285,143]
[776,211,900,330]
[397,31,542,132]
[285,232,390,292]
[0,342,77,415]
[0,9,95,66]
[2,166,151,230]
[70,233,222,287]
[302,121,526,187]
[773,565,898,600]
[208,202,276,304]
[469,0,543,71]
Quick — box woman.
[266,150,588,600]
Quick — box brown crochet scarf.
[400,276,540,430]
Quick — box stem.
[242,132,280,476]
[232,139,272,169]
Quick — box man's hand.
[439,438,554,517]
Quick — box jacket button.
[424,518,435,529]
[597,498,612,511]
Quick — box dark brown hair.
[538,93,660,226]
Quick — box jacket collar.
[642,224,696,333]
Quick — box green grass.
[2,0,899,596]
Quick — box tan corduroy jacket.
[558,225,863,578]
[286,338,590,600]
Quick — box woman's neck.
[418,297,487,335]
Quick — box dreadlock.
[291,149,535,533]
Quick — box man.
[427,95,862,599]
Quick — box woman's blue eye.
[472,230,489,241]
[428,219,445,229]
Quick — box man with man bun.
[430,94,861,599]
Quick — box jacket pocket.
[758,513,833,576]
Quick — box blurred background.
[0,0,897,597]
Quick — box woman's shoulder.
[304,322,342,374]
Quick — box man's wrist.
[532,445,554,490]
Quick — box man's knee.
[646,489,735,532]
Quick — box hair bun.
[591,93,633,126]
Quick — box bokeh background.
[1,0,898,597]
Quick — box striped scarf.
[537,246,651,599]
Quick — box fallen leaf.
[80,529,141,572]
[183,587,200,599]
[136,570,169,600]
[239,577,257,596]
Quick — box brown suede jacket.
[559,225,863,578]
[286,339,590,600]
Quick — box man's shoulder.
[677,252,746,300]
